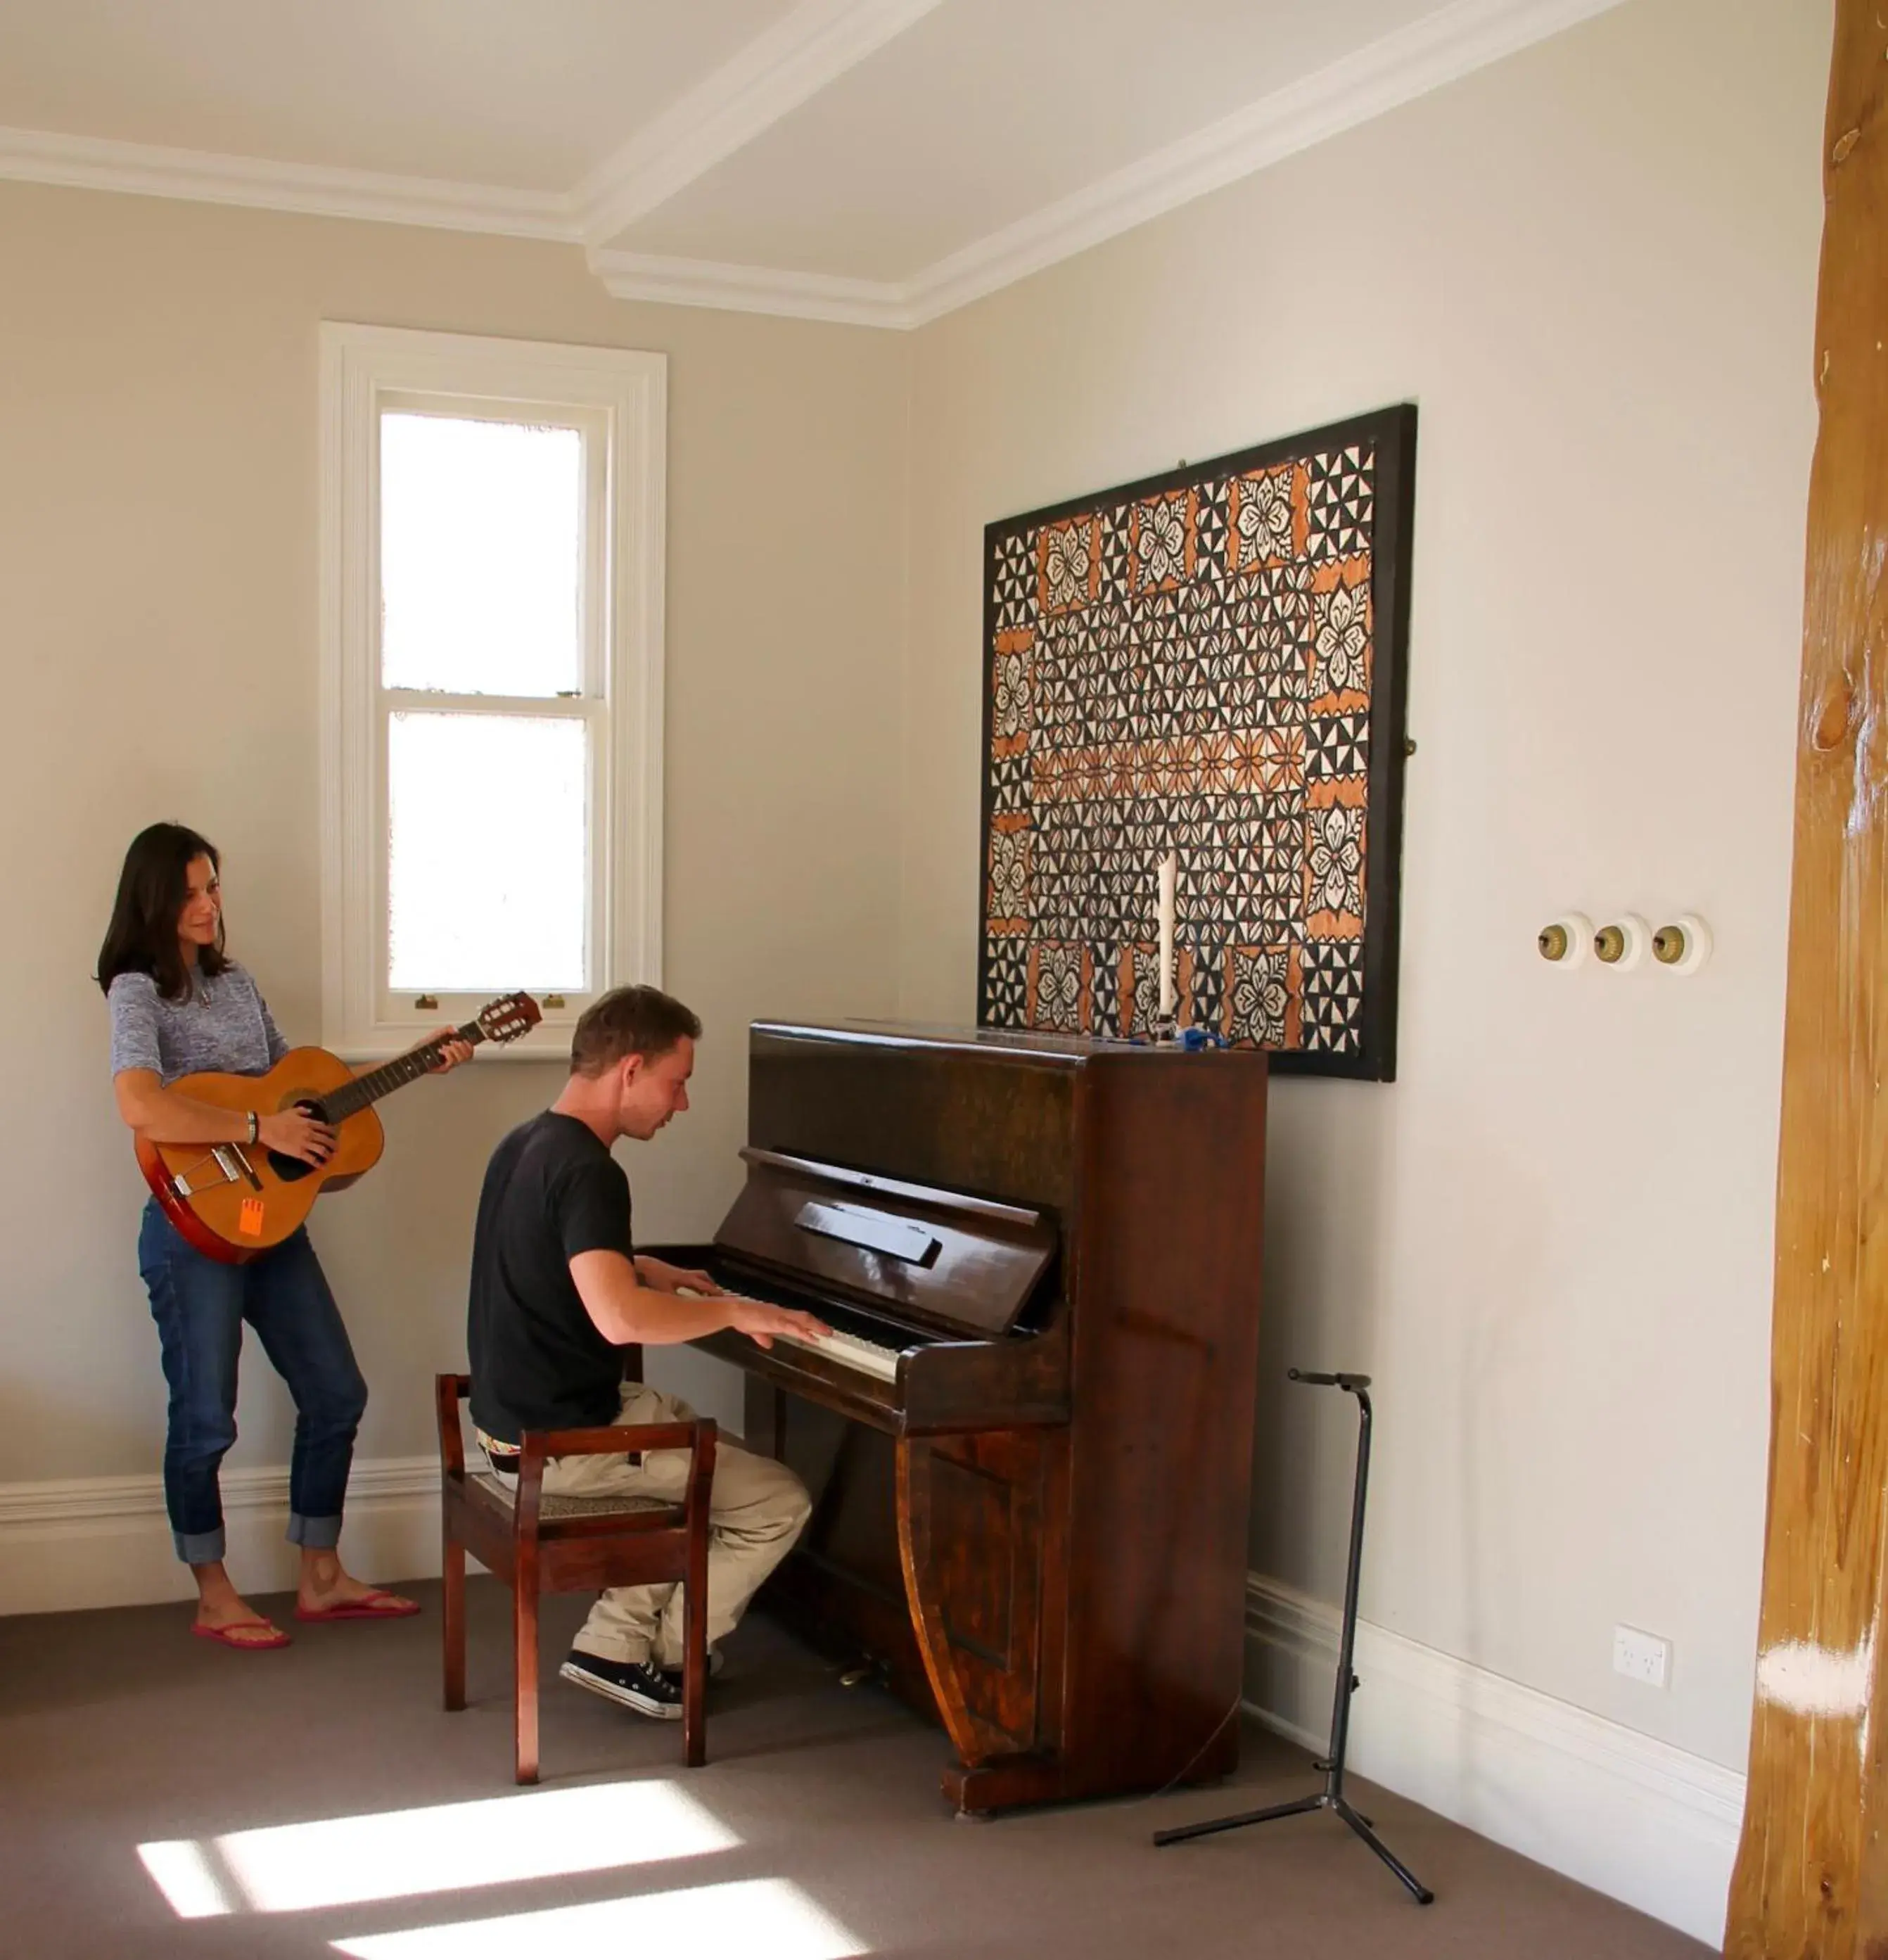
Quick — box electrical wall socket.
[1613,1624,1670,1688]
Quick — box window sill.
[331,1041,570,1067]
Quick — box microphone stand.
[1152,1369,1433,1906]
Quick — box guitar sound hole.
[266,1100,331,1183]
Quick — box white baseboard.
[1244,1574,1744,1947]
[0,1458,444,1616]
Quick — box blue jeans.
[138,1201,367,1565]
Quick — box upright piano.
[652,1019,1268,1816]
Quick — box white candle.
[1157,850,1177,1019]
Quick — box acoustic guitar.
[136,991,541,1263]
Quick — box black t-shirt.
[467,1112,634,1444]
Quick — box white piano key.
[772,1326,901,1384]
[676,1283,905,1384]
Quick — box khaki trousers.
[501,1382,811,1671]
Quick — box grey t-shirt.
[107,963,291,1086]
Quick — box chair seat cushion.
[471,1473,675,1521]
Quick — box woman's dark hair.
[96,823,230,1001]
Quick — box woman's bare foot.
[191,1560,288,1647]
[297,1548,416,1617]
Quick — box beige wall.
[898,0,1828,1773]
[0,180,909,1480]
[0,0,1830,1793]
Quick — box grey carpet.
[0,1579,1708,1959]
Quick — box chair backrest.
[470,1472,674,1522]
[436,1373,472,1482]
[435,1372,706,1544]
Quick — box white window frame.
[319,323,665,1060]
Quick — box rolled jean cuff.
[287,1511,343,1551]
[175,1526,226,1565]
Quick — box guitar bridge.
[172,1145,262,1198]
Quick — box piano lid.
[712,1147,1057,1340]
[751,1017,1147,1064]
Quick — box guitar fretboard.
[321,1020,485,1123]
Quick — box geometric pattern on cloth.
[1300,940,1367,1052]
[978,409,1415,1076]
[1306,445,1374,562]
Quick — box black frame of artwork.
[976,403,1417,1081]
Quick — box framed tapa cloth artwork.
[977,404,1416,1080]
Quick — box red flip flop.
[294,1589,421,1623]
[193,1617,292,1650]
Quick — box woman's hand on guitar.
[425,1027,476,1073]
[258,1106,337,1166]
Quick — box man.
[467,985,827,1720]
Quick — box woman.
[99,822,471,1649]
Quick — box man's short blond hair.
[568,986,701,1078]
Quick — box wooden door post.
[1726,6,1888,1956]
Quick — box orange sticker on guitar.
[238,1198,266,1237]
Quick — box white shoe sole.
[557,1659,683,1721]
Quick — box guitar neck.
[321,1022,485,1122]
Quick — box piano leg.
[943,1753,1065,1817]
[754,1406,1073,1816]
[896,1430,1064,1812]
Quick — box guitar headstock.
[476,993,543,1045]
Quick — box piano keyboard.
[676,1285,903,1384]
[772,1325,901,1383]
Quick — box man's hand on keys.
[727,1297,832,1351]
[637,1254,722,1297]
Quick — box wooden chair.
[435,1374,717,1784]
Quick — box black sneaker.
[558,1650,683,1721]
[661,1646,726,1688]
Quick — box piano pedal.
[838,1655,886,1690]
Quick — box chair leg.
[683,1555,707,1769]
[514,1582,540,1786]
[442,1533,466,1713]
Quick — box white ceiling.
[0,0,1626,325]
[0,2,802,189]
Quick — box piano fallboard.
[716,1147,1057,1341]
[658,1244,1071,1437]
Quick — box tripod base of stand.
[1151,1370,1432,1906]
[1153,1789,1434,1905]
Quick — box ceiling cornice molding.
[0,0,1628,324]
[575,0,946,248]
[896,0,1631,326]
[589,248,917,329]
[0,121,579,239]
[588,0,1630,330]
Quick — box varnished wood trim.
[1726,8,1888,1955]
[737,1146,1044,1226]
[895,1436,1012,1771]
